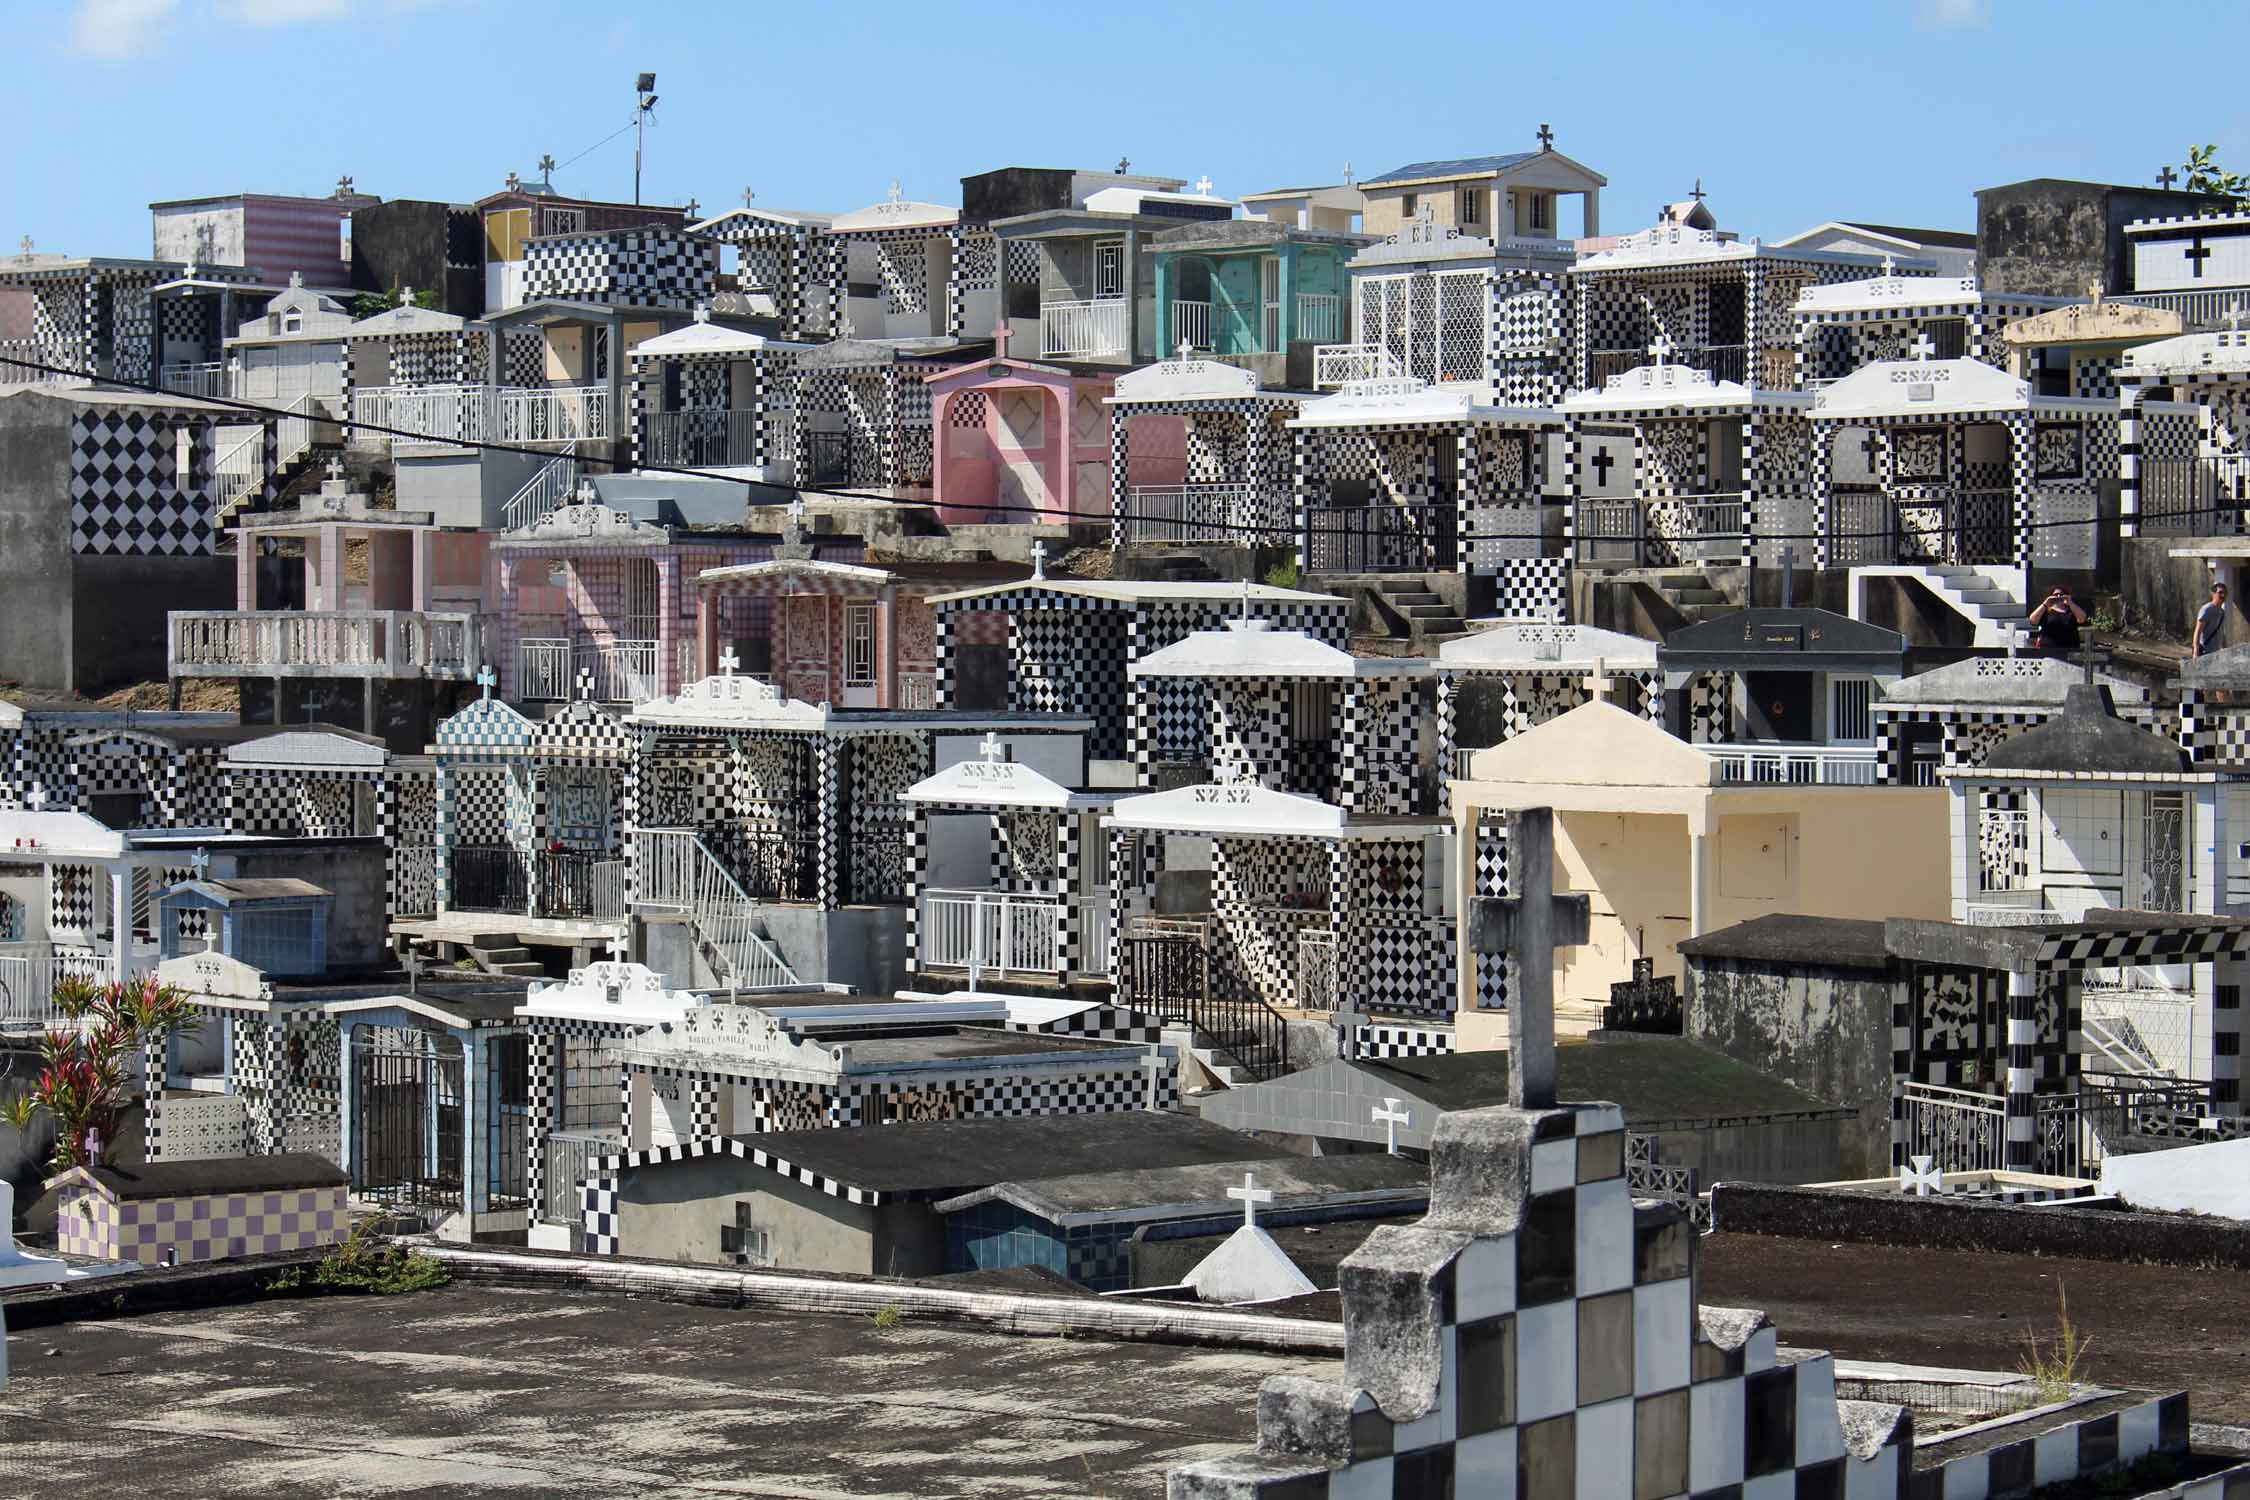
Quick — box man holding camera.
[2026,584,2087,655]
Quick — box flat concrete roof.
[0,1284,1341,1495]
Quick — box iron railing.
[705,824,819,904]
[1896,1081,2006,1173]
[1118,928,1291,1081]
[2137,457,2250,537]
[642,409,760,468]
[1306,502,1458,573]
[1572,496,1745,566]
[447,847,622,920]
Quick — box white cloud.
[1916,0,1989,30]
[215,0,353,22]
[67,0,180,60]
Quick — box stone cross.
[743,186,755,207]
[605,933,631,963]
[1900,1154,1942,1197]
[1117,156,1131,174]
[2086,278,2105,306]
[1690,178,1707,205]
[718,647,741,678]
[1536,123,1554,150]
[23,785,45,812]
[189,847,211,882]
[1880,253,1896,278]
[184,260,199,282]
[1239,575,1254,621]
[402,945,422,995]
[693,302,711,324]
[2158,165,2180,190]
[1177,338,1196,361]
[1649,333,1672,368]
[1373,1097,1411,1155]
[326,457,343,482]
[1467,807,1592,1109]
[991,320,1013,360]
[1195,175,1214,196]
[1140,1047,1166,1111]
[1029,539,1046,579]
[506,172,522,193]
[397,285,414,307]
[476,665,497,699]
[538,153,556,183]
[685,199,699,220]
[1227,1170,1273,1228]
[978,731,1006,763]
[887,179,903,203]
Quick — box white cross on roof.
[326,457,343,481]
[1227,1171,1273,1228]
[1195,175,1214,197]
[978,731,1006,762]
[401,944,423,992]
[605,934,631,962]
[476,665,497,698]
[1900,1154,1942,1197]
[1373,1097,1411,1155]
[24,785,46,812]
[1176,337,1195,361]
[1030,539,1046,579]
[693,302,710,324]
[718,647,741,677]
[1139,1047,1166,1111]
[189,847,211,882]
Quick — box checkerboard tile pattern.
[1169,1102,1921,1500]
[54,1182,348,1265]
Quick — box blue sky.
[5,0,2246,259]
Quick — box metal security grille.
[350,1026,465,1217]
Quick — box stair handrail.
[636,828,798,988]
[213,427,266,524]
[1122,929,1291,1082]
[503,442,580,532]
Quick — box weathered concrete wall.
[755,905,910,995]
[0,398,76,690]
[1973,182,2220,298]
[2122,536,2239,652]
[230,840,390,970]
[618,1153,878,1271]
[1712,1181,2250,1271]
[1642,1114,1851,1189]
[1685,958,1898,1179]
[73,552,234,693]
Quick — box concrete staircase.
[1374,578,1465,641]
[1848,564,2027,647]
[467,933,545,979]
[1642,570,1734,627]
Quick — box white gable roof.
[1439,623,1658,670]
[830,197,957,232]
[1561,364,1804,414]
[902,755,1109,809]
[2121,326,2250,378]
[1288,377,1555,430]
[630,673,830,727]
[1108,354,1265,403]
[1130,622,1428,679]
[1808,357,2099,419]
[630,320,809,358]
[1105,782,1433,839]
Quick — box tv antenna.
[634,72,659,205]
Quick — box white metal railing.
[1172,300,1212,352]
[503,448,580,532]
[633,829,798,988]
[919,889,1066,976]
[214,428,264,521]
[1295,293,1345,344]
[352,384,490,450]
[272,392,320,475]
[1040,298,1129,358]
[162,361,230,399]
[2115,288,2242,330]
[517,638,573,701]
[589,859,628,924]
[498,385,607,445]
[1964,893,2068,927]
[169,609,480,679]
[578,640,659,705]
[1313,344,1403,389]
[1699,743,1879,786]
[0,949,103,1027]
[1124,483,1267,544]
[1897,1081,2007,1174]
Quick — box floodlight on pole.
[634,72,659,205]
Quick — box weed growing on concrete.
[270,1219,449,1297]
[2018,1281,2092,1406]
[871,1305,904,1332]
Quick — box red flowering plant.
[2,974,201,1172]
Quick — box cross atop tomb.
[1029,538,1046,579]
[188,847,211,883]
[1649,333,1673,368]
[2227,302,2245,334]
[684,198,699,220]
[1467,807,1592,1109]
[1239,574,1255,621]
[337,174,354,197]
[326,457,343,482]
[718,646,741,678]
[17,236,31,262]
[1195,175,1214,197]
[605,933,631,963]
[2158,165,2180,190]
[1900,1153,1941,1197]
[978,730,1006,763]
[1880,252,1896,278]
[743,185,755,208]
[991,320,1013,360]
[476,665,497,699]
[693,301,711,324]
[402,944,423,994]
[2087,278,2105,305]
[1373,1097,1410,1155]
[887,179,903,203]
[1227,1170,1273,1228]
[23,785,46,813]
[1116,156,1131,174]
[184,260,198,282]
[1536,123,1554,150]
[537,153,557,185]
[505,172,522,193]
[1177,337,1196,361]
[1690,177,1707,205]
[1140,1047,1166,1111]
[397,285,415,307]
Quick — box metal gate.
[350,1026,465,1216]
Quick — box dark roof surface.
[1362,153,1540,186]
[1659,608,1907,668]
[1677,914,1895,972]
[703,1111,1280,1196]
[1362,1037,1838,1125]
[1980,684,2187,776]
[834,1027,1133,1065]
[75,1152,344,1200]
[171,878,330,905]
[967,1151,1425,1219]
